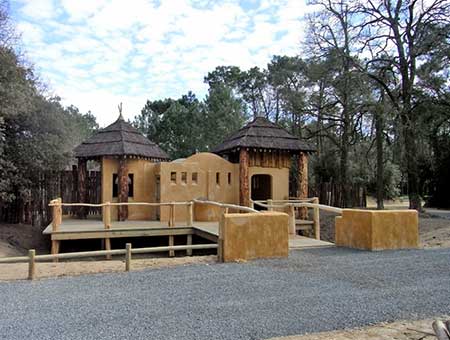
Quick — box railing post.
[288,204,296,235]
[313,197,320,240]
[186,234,192,256]
[168,203,175,257]
[250,200,254,209]
[51,198,62,262]
[125,243,132,271]
[267,199,273,211]
[103,202,112,259]
[28,249,36,280]
[186,202,193,226]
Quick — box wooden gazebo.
[73,113,169,220]
[212,116,315,206]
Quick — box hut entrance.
[251,174,272,210]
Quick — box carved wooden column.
[77,158,87,219]
[118,156,128,221]
[239,148,250,207]
[297,152,308,219]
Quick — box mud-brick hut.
[73,114,169,221]
[212,116,315,207]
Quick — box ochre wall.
[158,153,239,222]
[219,212,289,262]
[248,167,290,201]
[335,209,419,250]
[102,157,157,221]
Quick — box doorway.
[251,174,272,210]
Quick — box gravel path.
[1,248,450,340]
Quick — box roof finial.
[118,102,123,120]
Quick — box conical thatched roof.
[212,116,315,154]
[74,116,169,160]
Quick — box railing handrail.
[0,244,218,264]
[193,199,258,213]
[252,199,343,214]
[49,201,191,207]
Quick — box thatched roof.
[74,116,169,160]
[212,116,316,154]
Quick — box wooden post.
[239,148,250,207]
[28,249,36,280]
[186,234,192,256]
[118,156,128,221]
[168,235,174,257]
[125,243,131,271]
[267,199,273,211]
[77,158,87,219]
[288,205,296,235]
[103,202,112,259]
[297,152,308,219]
[186,202,193,226]
[313,197,320,240]
[51,198,62,262]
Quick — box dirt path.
[269,317,448,340]
[0,255,216,281]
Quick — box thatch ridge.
[212,116,315,154]
[74,117,169,160]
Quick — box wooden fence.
[0,168,101,226]
[308,182,367,208]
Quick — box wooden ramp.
[43,218,333,250]
[289,235,334,249]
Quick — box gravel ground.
[1,247,450,340]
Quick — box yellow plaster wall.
[248,167,290,201]
[158,153,239,222]
[219,212,289,262]
[335,209,419,250]
[101,157,157,221]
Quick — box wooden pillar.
[77,158,87,219]
[239,149,250,207]
[297,152,308,219]
[118,156,128,221]
[103,202,112,259]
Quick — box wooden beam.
[297,152,308,219]
[118,157,128,221]
[28,249,36,280]
[239,149,250,207]
[77,158,87,219]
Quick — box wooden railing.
[251,198,343,240]
[0,243,218,280]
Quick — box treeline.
[135,0,450,209]
[0,1,98,225]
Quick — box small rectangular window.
[170,172,176,184]
[181,172,187,184]
[228,172,231,185]
[192,172,198,184]
[216,172,220,185]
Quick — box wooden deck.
[44,218,334,249]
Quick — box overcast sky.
[11,0,310,126]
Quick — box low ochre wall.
[219,212,289,262]
[335,209,419,251]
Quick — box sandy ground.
[269,317,449,340]
[0,255,216,281]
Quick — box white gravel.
[1,247,450,340]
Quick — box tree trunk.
[239,149,250,207]
[118,157,129,221]
[77,158,87,219]
[375,98,385,210]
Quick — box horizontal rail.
[193,199,258,213]
[0,244,218,263]
[49,201,191,207]
[253,200,343,214]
